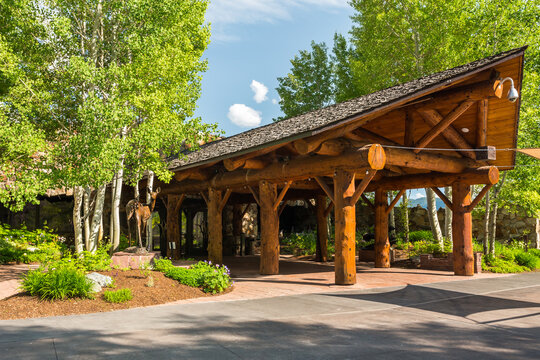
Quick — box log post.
[207,188,223,264]
[233,204,243,255]
[259,181,280,274]
[452,182,474,275]
[375,189,390,268]
[316,195,328,262]
[166,195,182,260]
[333,170,356,285]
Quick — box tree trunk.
[112,165,123,252]
[145,171,155,251]
[88,185,106,252]
[109,172,116,243]
[402,191,409,242]
[483,191,491,255]
[389,202,396,240]
[444,187,452,245]
[489,201,498,256]
[535,218,540,250]
[73,187,84,255]
[83,187,91,250]
[426,188,443,248]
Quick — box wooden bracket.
[218,189,232,213]
[349,169,377,206]
[247,185,260,206]
[385,189,405,215]
[273,180,292,211]
[314,176,334,203]
[466,183,493,212]
[174,194,186,213]
[278,201,288,216]
[241,204,251,217]
[200,191,209,205]
[324,202,334,218]
[431,187,453,209]
[361,193,374,210]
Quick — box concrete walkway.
[1,272,539,359]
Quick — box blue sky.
[196,0,354,136]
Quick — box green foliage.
[514,251,540,270]
[281,232,317,256]
[482,254,528,273]
[479,240,540,273]
[79,245,112,271]
[103,288,133,303]
[408,230,434,243]
[157,260,232,294]
[21,263,93,301]
[0,224,64,264]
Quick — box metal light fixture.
[495,77,519,102]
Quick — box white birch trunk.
[535,218,540,249]
[109,172,117,243]
[146,171,155,250]
[402,191,409,242]
[112,164,124,252]
[426,188,443,248]
[88,185,106,252]
[73,186,84,255]
[484,191,491,255]
[444,187,452,244]
[83,187,91,250]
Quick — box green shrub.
[154,258,174,272]
[514,251,540,270]
[529,248,540,258]
[281,232,317,256]
[103,288,133,303]
[482,254,528,273]
[0,224,64,264]
[20,264,93,301]
[159,260,232,294]
[408,230,434,243]
[79,245,111,271]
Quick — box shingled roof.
[169,47,526,171]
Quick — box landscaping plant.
[103,288,133,303]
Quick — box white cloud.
[272,98,278,105]
[410,192,425,200]
[207,0,348,41]
[228,104,262,127]
[250,80,269,103]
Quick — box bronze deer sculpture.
[126,187,161,249]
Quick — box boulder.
[86,272,113,293]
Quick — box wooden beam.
[314,176,334,203]
[259,181,279,275]
[316,195,328,262]
[324,202,334,218]
[224,157,269,171]
[352,127,401,146]
[386,189,405,216]
[361,194,374,210]
[367,166,499,192]
[417,109,477,159]
[200,191,208,205]
[220,143,286,171]
[350,169,377,206]
[247,185,260,206]
[431,187,453,209]
[404,111,415,146]
[208,188,223,264]
[334,170,356,285]
[241,203,251,217]
[278,201,288,216]
[415,100,476,154]
[273,181,292,210]
[385,147,475,173]
[174,194,186,213]
[218,188,232,213]
[452,182,474,276]
[175,168,212,182]
[476,98,488,148]
[314,138,349,156]
[466,183,494,212]
[166,194,183,260]
[375,189,390,268]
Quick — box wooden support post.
[316,195,328,262]
[477,99,488,147]
[259,181,280,275]
[233,204,243,256]
[452,182,474,276]
[207,188,223,264]
[333,170,356,285]
[375,189,390,268]
[166,194,183,260]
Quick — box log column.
[207,188,223,264]
[233,204,243,255]
[185,209,194,256]
[316,195,328,262]
[452,183,474,275]
[166,195,182,260]
[259,181,279,275]
[375,189,390,268]
[334,170,356,285]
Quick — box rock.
[123,246,149,255]
[90,282,102,293]
[86,272,113,289]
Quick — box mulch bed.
[0,270,229,320]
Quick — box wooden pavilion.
[158,47,526,285]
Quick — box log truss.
[159,63,522,284]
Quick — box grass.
[103,288,133,303]
[21,265,93,301]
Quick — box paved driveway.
[1,272,539,359]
